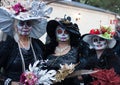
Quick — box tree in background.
[73,0,120,14]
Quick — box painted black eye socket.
[57,29,63,34]
[99,38,105,41]
[93,38,98,42]
[19,21,24,26]
[93,38,105,42]
[19,21,32,27]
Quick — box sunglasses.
[18,20,32,27]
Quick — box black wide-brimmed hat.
[46,19,81,39]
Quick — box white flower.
[55,63,75,82]
[21,60,57,85]
[29,60,40,72]
[37,70,56,85]
[28,60,57,85]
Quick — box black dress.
[0,36,45,84]
[78,48,120,85]
[46,47,79,85]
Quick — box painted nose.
[62,33,65,36]
[23,24,29,29]
[98,41,101,44]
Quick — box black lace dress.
[46,47,79,85]
[77,48,120,85]
[0,36,45,84]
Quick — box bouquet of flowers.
[54,63,76,82]
[20,60,57,85]
[90,68,120,85]
[54,63,98,82]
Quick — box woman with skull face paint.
[17,20,32,35]
[77,28,120,85]
[0,0,52,85]
[45,18,83,85]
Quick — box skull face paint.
[92,36,107,50]
[17,20,32,35]
[56,26,70,42]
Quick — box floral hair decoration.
[0,0,53,38]
[90,26,115,39]
[10,0,53,21]
[12,3,27,15]
[82,26,116,48]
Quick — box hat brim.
[83,34,116,48]
[12,12,48,21]
[30,19,47,39]
[13,15,42,21]
[0,7,14,37]
[46,20,60,38]
[0,7,46,39]
[47,20,81,39]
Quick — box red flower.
[90,29,101,34]
[90,68,120,85]
[110,31,115,37]
[100,26,107,34]
[12,3,27,15]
